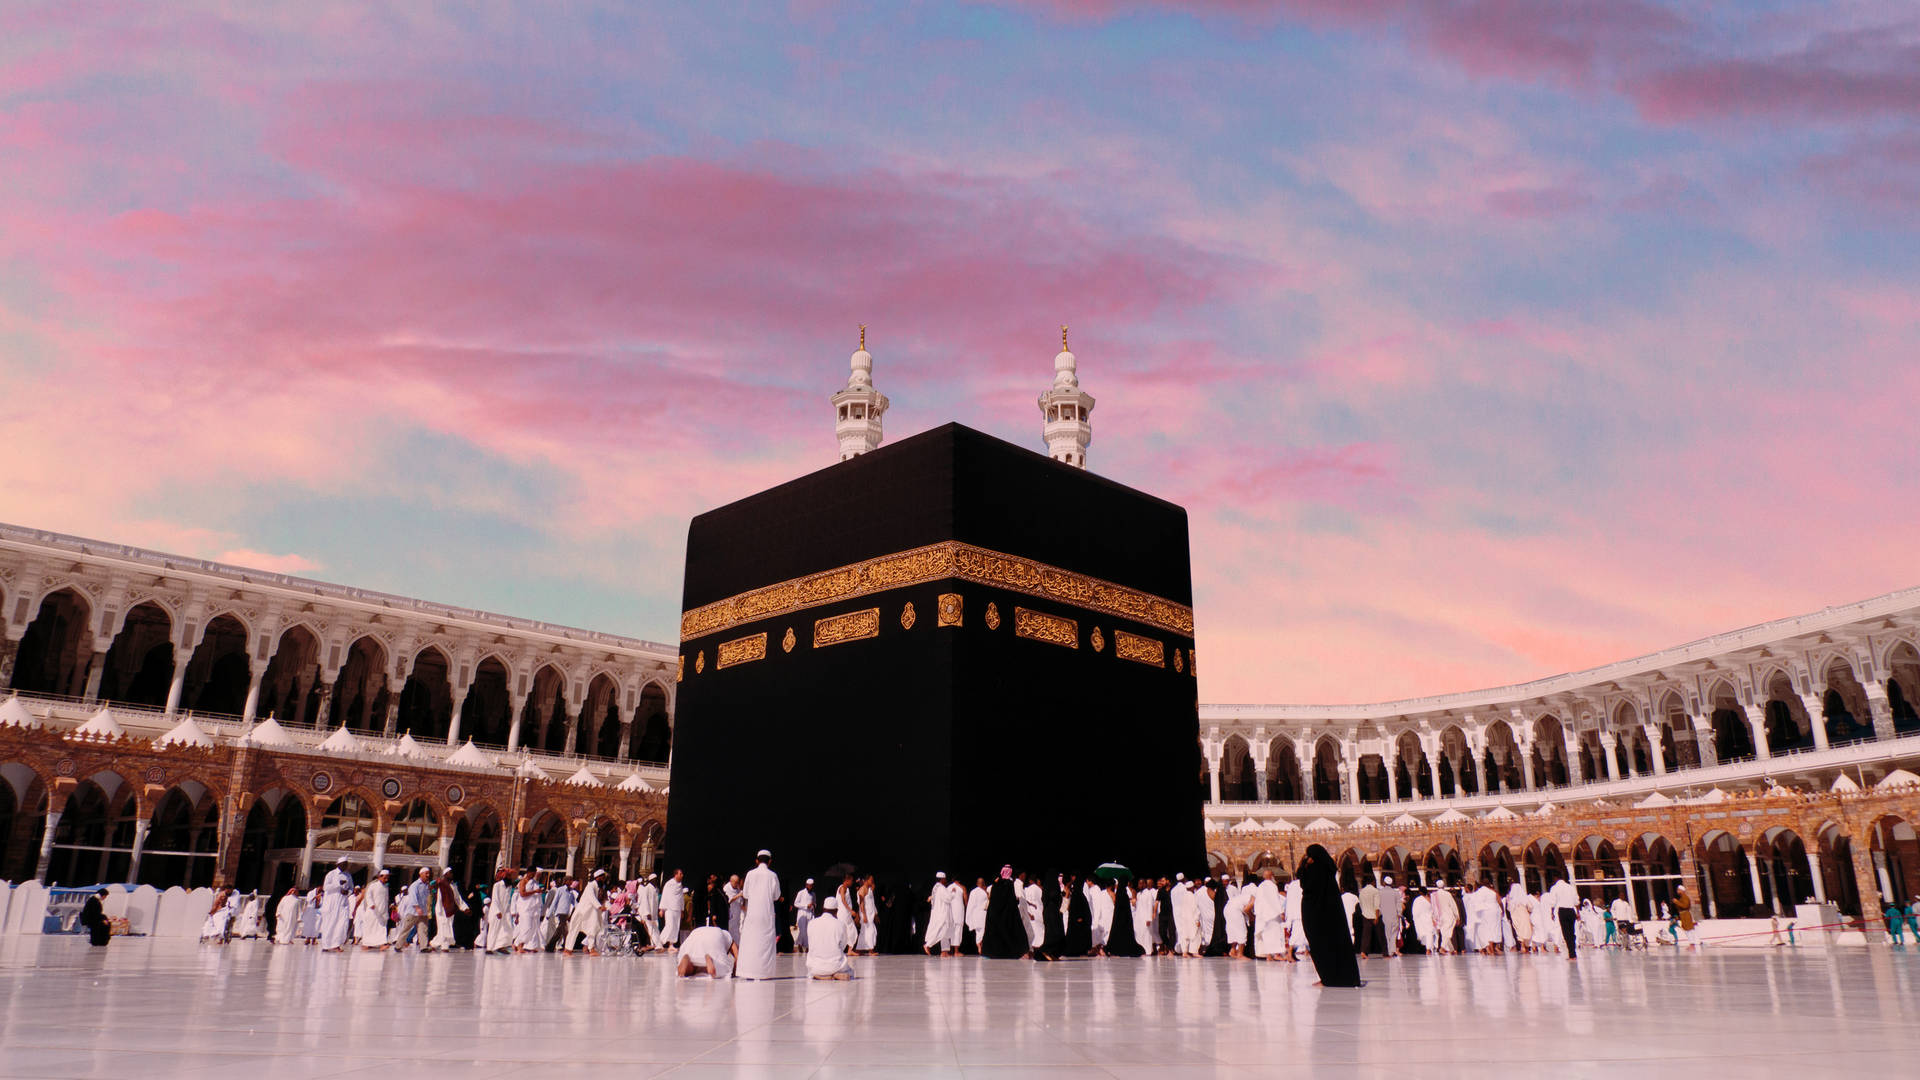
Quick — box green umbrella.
[1093,862,1132,881]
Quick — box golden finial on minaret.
[859,324,867,350]
[1061,324,1069,351]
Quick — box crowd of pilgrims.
[191,843,1664,985]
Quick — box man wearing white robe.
[924,873,955,955]
[793,879,815,952]
[677,925,735,979]
[319,859,354,952]
[430,869,467,951]
[273,889,304,945]
[1431,885,1460,955]
[486,868,516,953]
[1466,879,1502,952]
[966,879,990,953]
[357,868,391,950]
[1252,870,1286,959]
[735,850,782,979]
[945,879,967,953]
[1411,889,1437,953]
[1089,880,1113,952]
[1170,875,1195,956]
[660,869,687,949]
[1283,876,1306,956]
[1023,875,1045,949]
[724,874,745,942]
[807,896,855,980]
[565,870,608,954]
[633,874,661,951]
[1133,880,1157,954]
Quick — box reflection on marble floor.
[2,938,1918,1078]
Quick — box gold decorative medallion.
[782,627,796,653]
[901,601,917,629]
[1173,647,1185,673]
[679,540,1193,641]
[694,650,705,674]
[1091,627,1105,652]
[814,607,881,648]
[1013,607,1078,648]
[937,593,963,627]
[984,602,1001,630]
[1113,630,1164,667]
[716,632,768,669]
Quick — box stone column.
[1800,693,1831,750]
[1597,735,1615,780]
[1871,849,1894,904]
[1746,853,1766,914]
[34,809,61,881]
[371,831,390,874]
[1250,745,1270,801]
[381,696,401,735]
[1642,725,1668,775]
[616,719,634,760]
[1206,744,1222,805]
[79,648,109,702]
[565,833,579,878]
[1518,746,1536,791]
[446,688,469,745]
[437,835,454,871]
[563,707,581,755]
[1689,713,1717,766]
[1620,858,1639,919]
[126,818,151,884]
[1807,850,1827,905]
[297,828,319,889]
[535,695,556,750]
[0,634,20,687]
[1343,742,1359,804]
[313,680,335,728]
[618,842,632,881]
[1862,680,1897,741]
[1743,704,1772,760]
[506,693,528,751]
[164,655,189,716]
[241,668,265,723]
[1854,832,1888,940]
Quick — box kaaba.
[666,423,1204,889]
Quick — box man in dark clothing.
[80,889,111,946]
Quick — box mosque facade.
[3,340,1919,936]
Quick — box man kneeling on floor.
[808,895,855,980]
[677,924,736,979]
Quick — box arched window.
[387,799,441,856]
[315,794,377,852]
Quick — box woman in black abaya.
[1035,873,1067,961]
[1104,880,1144,957]
[981,867,1030,959]
[1063,874,1093,956]
[1297,844,1363,987]
[1204,881,1230,956]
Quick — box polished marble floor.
[3,938,1918,1078]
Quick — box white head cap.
[756,849,772,860]
[935,872,947,880]
[805,878,815,886]
[1175,873,1185,882]
[594,869,607,878]
[824,896,840,911]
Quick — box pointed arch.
[9,586,94,696]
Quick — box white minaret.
[1038,324,1093,468]
[832,325,889,461]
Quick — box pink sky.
[2,2,1916,702]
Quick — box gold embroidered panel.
[716,632,768,669]
[679,541,1193,642]
[676,656,684,683]
[1114,630,1164,668]
[1014,607,1078,648]
[814,607,880,648]
[937,593,963,627]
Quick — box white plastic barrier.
[122,884,160,935]
[154,886,214,938]
[6,881,48,935]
